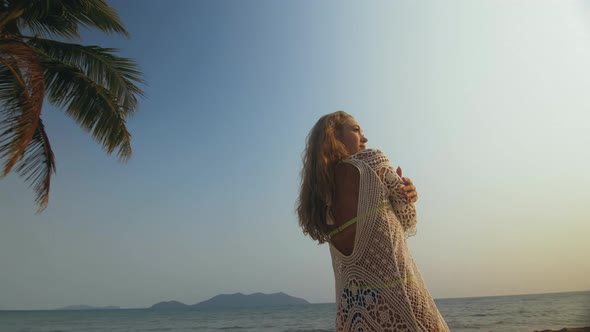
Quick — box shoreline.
[534,328,590,332]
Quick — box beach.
[535,328,590,332]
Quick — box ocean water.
[0,290,588,332]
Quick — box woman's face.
[337,117,368,156]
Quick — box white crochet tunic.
[329,149,450,332]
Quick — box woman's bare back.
[329,162,361,256]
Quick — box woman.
[297,111,450,332]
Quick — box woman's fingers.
[406,193,418,203]
[402,178,418,203]
[402,184,416,192]
[402,177,413,185]
[405,189,417,199]
[398,174,418,203]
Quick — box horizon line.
[1,288,588,311]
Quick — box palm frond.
[1,0,142,211]
[0,38,45,175]
[18,4,81,39]
[0,3,26,32]
[39,56,132,161]
[18,0,128,39]
[14,117,55,212]
[28,37,144,113]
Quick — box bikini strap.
[328,200,391,239]
[328,216,358,238]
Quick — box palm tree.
[0,0,144,211]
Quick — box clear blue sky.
[1,0,589,310]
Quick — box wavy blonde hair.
[297,111,352,243]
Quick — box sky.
[1,0,589,310]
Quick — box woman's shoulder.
[348,148,389,161]
[341,149,391,171]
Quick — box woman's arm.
[351,149,418,237]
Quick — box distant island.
[55,292,309,310]
[150,292,309,309]
[56,305,120,310]
[150,300,188,310]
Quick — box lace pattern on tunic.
[329,149,449,332]
[347,149,417,238]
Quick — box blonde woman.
[297,111,450,332]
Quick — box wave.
[445,319,485,329]
[217,327,247,330]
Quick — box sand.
[534,328,590,332]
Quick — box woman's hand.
[396,166,418,204]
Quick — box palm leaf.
[18,0,128,39]
[14,117,55,212]
[0,38,45,175]
[39,56,132,160]
[1,1,143,211]
[0,4,26,32]
[28,37,144,113]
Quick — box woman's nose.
[361,136,368,143]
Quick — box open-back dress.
[328,149,450,332]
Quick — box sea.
[0,290,588,332]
